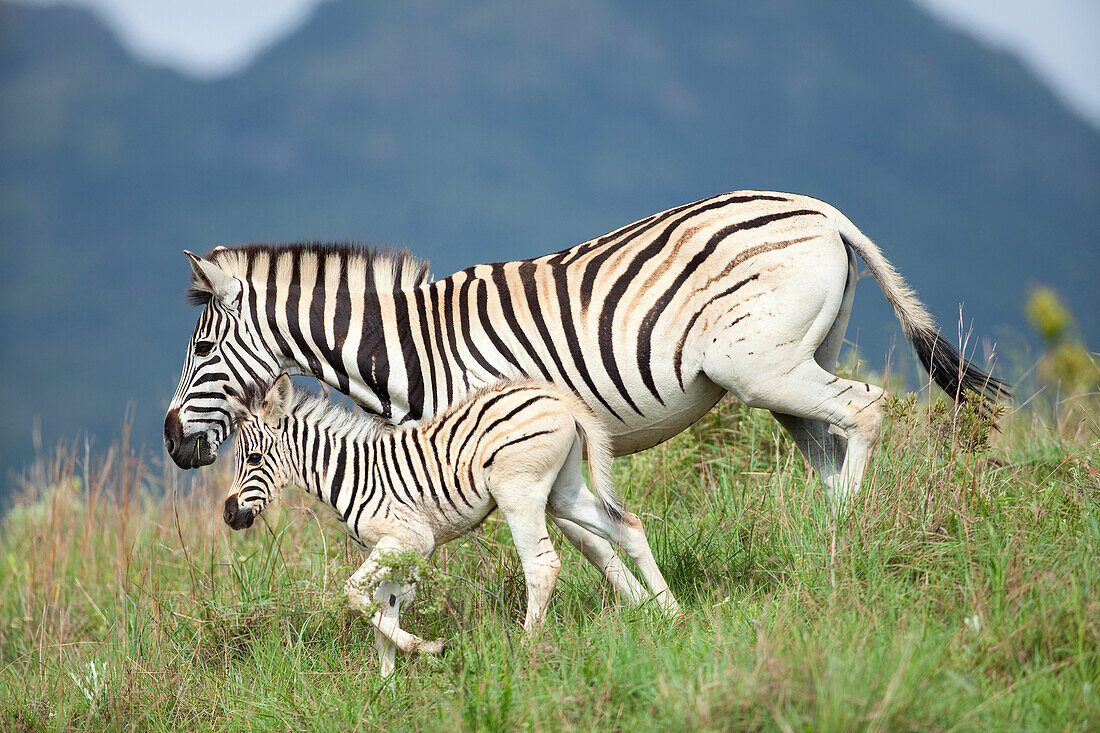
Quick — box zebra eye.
[247,452,262,466]
[194,340,215,357]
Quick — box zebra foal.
[223,373,677,675]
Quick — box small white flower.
[69,660,109,707]
[963,615,981,634]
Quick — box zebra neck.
[248,280,432,423]
[284,411,391,519]
[380,274,513,424]
[283,419,327,506]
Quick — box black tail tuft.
[909,328,1011,408]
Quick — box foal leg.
[344,538,443,676]
[495,483,561,633]
[372,580,432,677]
[549,516,650,606]
[548,449,679,614]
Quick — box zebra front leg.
[370,580,444,676]
[373,580,403,677]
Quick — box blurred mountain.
[1,0,1097,491]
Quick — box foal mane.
[236,379,389,443]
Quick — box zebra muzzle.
[164,410,218,469]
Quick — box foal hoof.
[417,638,448,655]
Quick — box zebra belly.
[429,504,497,545]
[603,376,726,455]
[344,498,494,551]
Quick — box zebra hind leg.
[550,515,651,606]
[770,412,848,501]
[709,358,885,514]
[769,239,858,504]
[547,436,650,606]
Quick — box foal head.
[223,374,294,530]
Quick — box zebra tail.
[568,399,625,524]
[829,209,1011,406]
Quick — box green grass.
[1,394,1097,731]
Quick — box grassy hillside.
[1,388,1096,730]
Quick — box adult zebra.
[166,190,1006,510]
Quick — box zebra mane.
[186,242,433,306]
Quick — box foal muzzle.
[223,494,257,530]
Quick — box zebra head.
[164,250,280,469]
[223,374,294,530]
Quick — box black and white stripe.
[226,377,630,546]
[169,190,1008,508]
[223,374,677,672]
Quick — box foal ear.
[185,250,242,309]
[261,374,293,427]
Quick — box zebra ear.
[185,250,242,309]
[261,374,293,427]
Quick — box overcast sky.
[15,0,1100,128]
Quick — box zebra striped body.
[169,190,1006,507]
[225,374,677,674]
[176,193,847,452]
[227,377,625,548]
